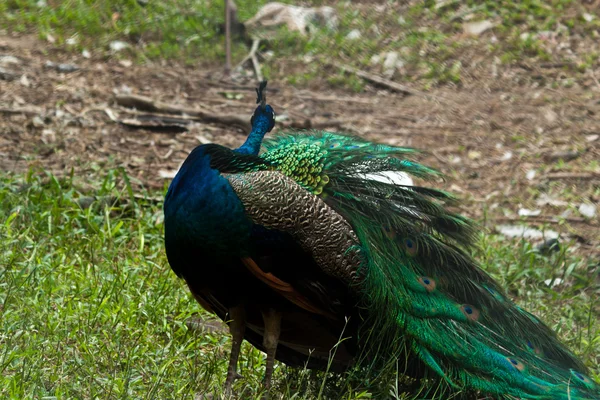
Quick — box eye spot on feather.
[459,304,480,321]
[403,238,418,256]
[418,276,436,292]
[328,141,342,149]
[506,357,526,372]
[526,341,543,356]
[383,226,396,239]
[571,369,595,386]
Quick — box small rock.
[19,74,31,87]
[583,13,595,22]
[500,151,512,161]
[44,61,80,73]
[468,150,481,160]
[31,116,45,128]
[57,63,79,73]
[119,59,133,68]
[82,49,91,59]
[518,208,542,217]
[526,169,536,180]
[383,51,399,77]
[36,0,47,6]
[578,203,596,218]
[46,34,56,44]
[463,20,495,36]
[346,29,361,40]
[66,36,78,46]
[585,134,599,142]
[397,16,406,25]
[0,55,21,66]
[109,41,130,52]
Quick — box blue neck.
[236,114,271,155]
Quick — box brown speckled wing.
[225,171,362,285]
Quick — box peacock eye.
[506,357,526,371]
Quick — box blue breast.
[164,146,253,277]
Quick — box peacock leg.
[261,308,282,391]
[224,306,246,395]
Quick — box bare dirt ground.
[1,33,599,258]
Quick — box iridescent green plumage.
[244,130,600,399]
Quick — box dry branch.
[327,61,422,96]
[543,172,600,180]
[0,106,43,116]
[493,216,591,225]
[236,38,263,81]
[114,94,250,131]
[325,61,453,105]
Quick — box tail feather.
[261,131,598,399]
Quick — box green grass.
[0,168,598,399]
[1,0,598,89]
[0,0,282,63]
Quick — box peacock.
[163,81,599,399]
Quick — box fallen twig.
[540,62,574,69]
[325,61,453,105]
[326,61,424,97]
[493,216,591,225]
[295,93,375,104]
[542,172,600,180]
[0,106,43,116]
[114,94,250,131]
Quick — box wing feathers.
[241,256,337,319]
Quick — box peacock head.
[250,80,275,134]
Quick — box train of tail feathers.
[163,81,599,399]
